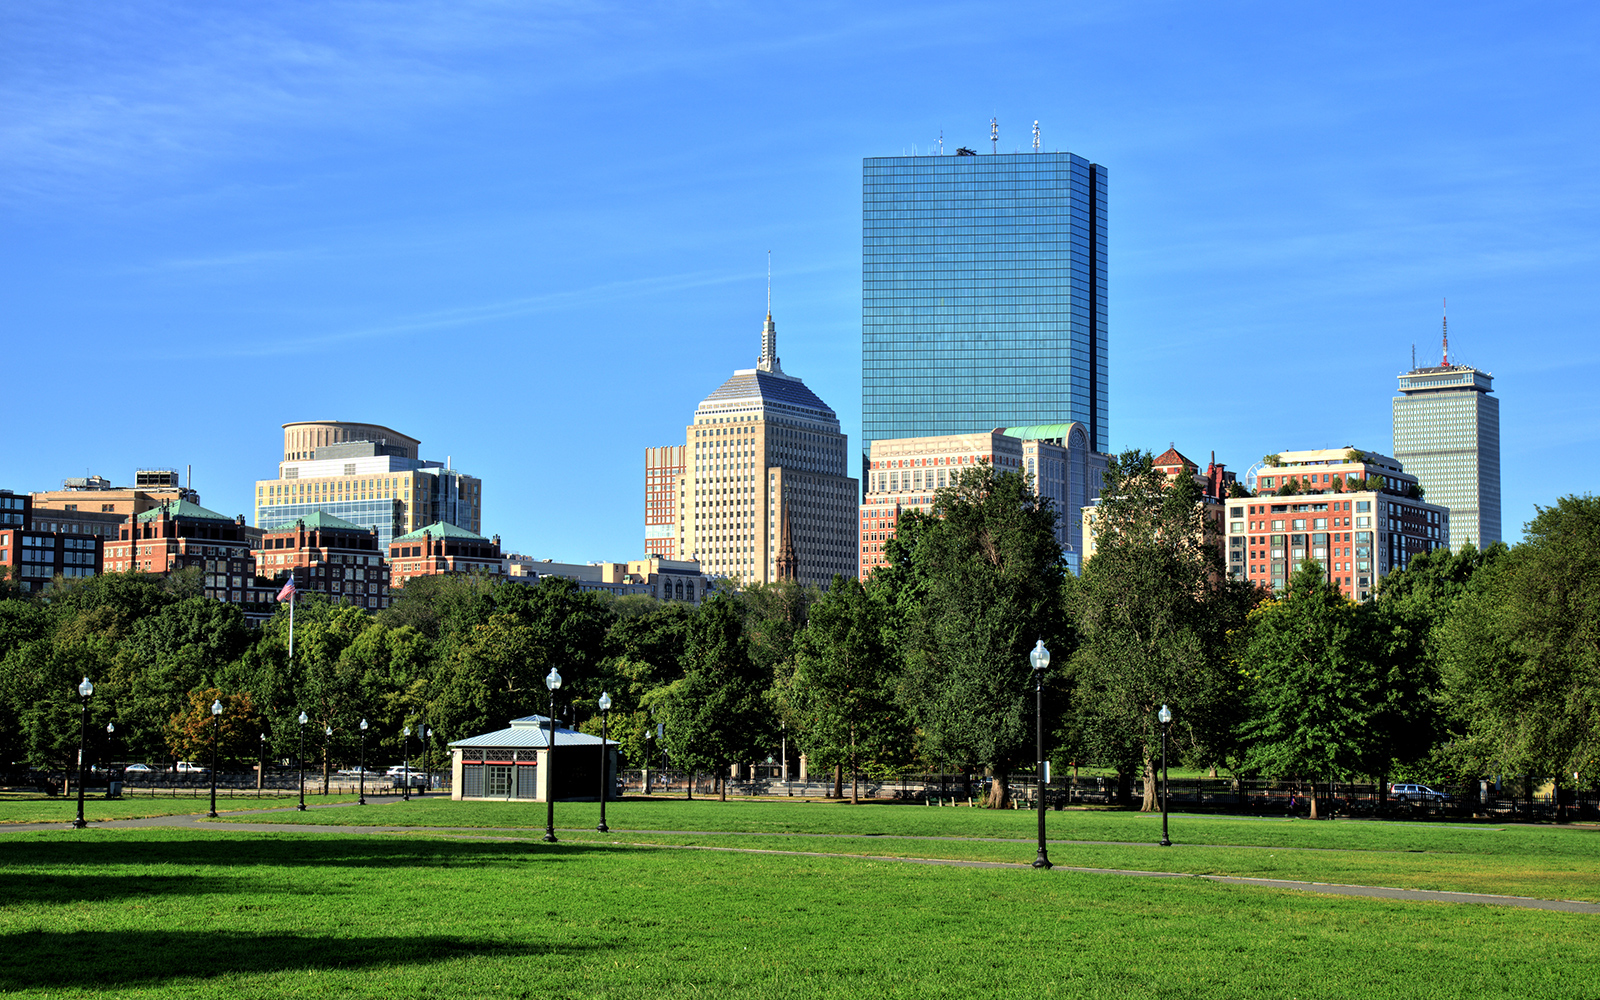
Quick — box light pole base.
[597,822,609,833]
[542,829,558,843]
[1032,851,1052,869]
[1160,838,1172,847]
[72,818,87,830]
[297,804,307,812]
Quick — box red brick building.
[257,510,391,611]
[643,445,685,559]
[1,489,103,593]
[388,522,503,588]
[103,500,255,604]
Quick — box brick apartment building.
[643,445,685,560]
[388,522,504,588]
[1232,448,1449,600]
[102,500,258,605]
[1,489,103,593]
[256,511,391,611]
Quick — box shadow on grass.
[0,832,637,903]
[0,930,602,989]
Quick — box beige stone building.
[650,311,858,587]
[254,421,481,551]
[859,424,1105,578]
[506,554,708,604]
[31,468,196,530]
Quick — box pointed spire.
[775,494,797,582]
[1441,297,1450,367]
[757,255,782,374]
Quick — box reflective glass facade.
[862,152,1108,474]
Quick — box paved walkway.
[6,800,1597,914]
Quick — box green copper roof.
[135,500,234,523]
[1000,423,1085,443]
[262,510,372,534]
[393,521,487,543]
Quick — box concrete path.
[5,800,1597,914]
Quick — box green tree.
[1071,449,1257,809]
[787,576,908,802]
[1238,562,1436,815]
[1436,496,1600,790]
[890,461,1069,807]
[651,594,773,800]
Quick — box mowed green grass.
[1,827,1596,999]
[216,797,1600,902]
[0,794,361,825]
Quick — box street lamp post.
[543,667,562,843]
[644,730,653,795]
[597,692,612,833]
[105,721,116,798]
[402,725,412,802]
[72,677,93,829]
[358,719,369,806]
[297,711,308,811]
[207,698,223,818]
[421,725,431,795]
[323,724,332,795]
[1029,640,1052,869]
[1158,704,1174,847]
[258,732,267,791]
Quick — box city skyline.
[5,4,1596,561]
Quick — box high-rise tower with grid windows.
[1392,325,1500,552]
[861,148,1108,488]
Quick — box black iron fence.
[618,768,1599,819]
[5,768,450,799]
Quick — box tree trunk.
[832,764,843,799]
[718,767,727,802]
[850,736,858,805]
[1309,780,1320,820]
[686,770,693,800]
[1140,755,1158,812]
[984,769,1009,809]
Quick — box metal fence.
[618,769,1600,819]
[7,768,450,799]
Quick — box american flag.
[276,575,297,603]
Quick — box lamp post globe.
[207,698,223,818]
[1157,704,1174,847]
[596,692,613,833]
[1029,640,1052,869]
[357,718,369,806]
[543,667,562,843]
[296,711,308,811]
[72,677,93,829]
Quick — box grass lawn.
[215,797,1600,903]
[0,794,362,825]
[1,826,1596,999]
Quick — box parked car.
[1390,782,1449,803]
[123,763,154,774]
[173,761,208,774]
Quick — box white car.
[122,763,154,773]
[174,761,208,774]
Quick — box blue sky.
[4,2,1596,560]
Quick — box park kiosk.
[450,715,616,802]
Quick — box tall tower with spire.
[644,307,858,587]
[1393,304,1501,552]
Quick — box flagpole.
[289,587,294,660]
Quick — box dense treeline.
[2,461,1595,809]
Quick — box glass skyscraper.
[861,150,1108,477]
[1393,360,1501,552]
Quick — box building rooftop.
[393,521,488,543]
[262,510,372,534]
[699,368,834,416]
[449,716,614,749]
[134,500,234,523]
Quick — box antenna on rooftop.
[990,116,999,153]
[767,251,772,315]
[1032,120,1040,152]
[938,129,944,155]
[1441,297,1450,366]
